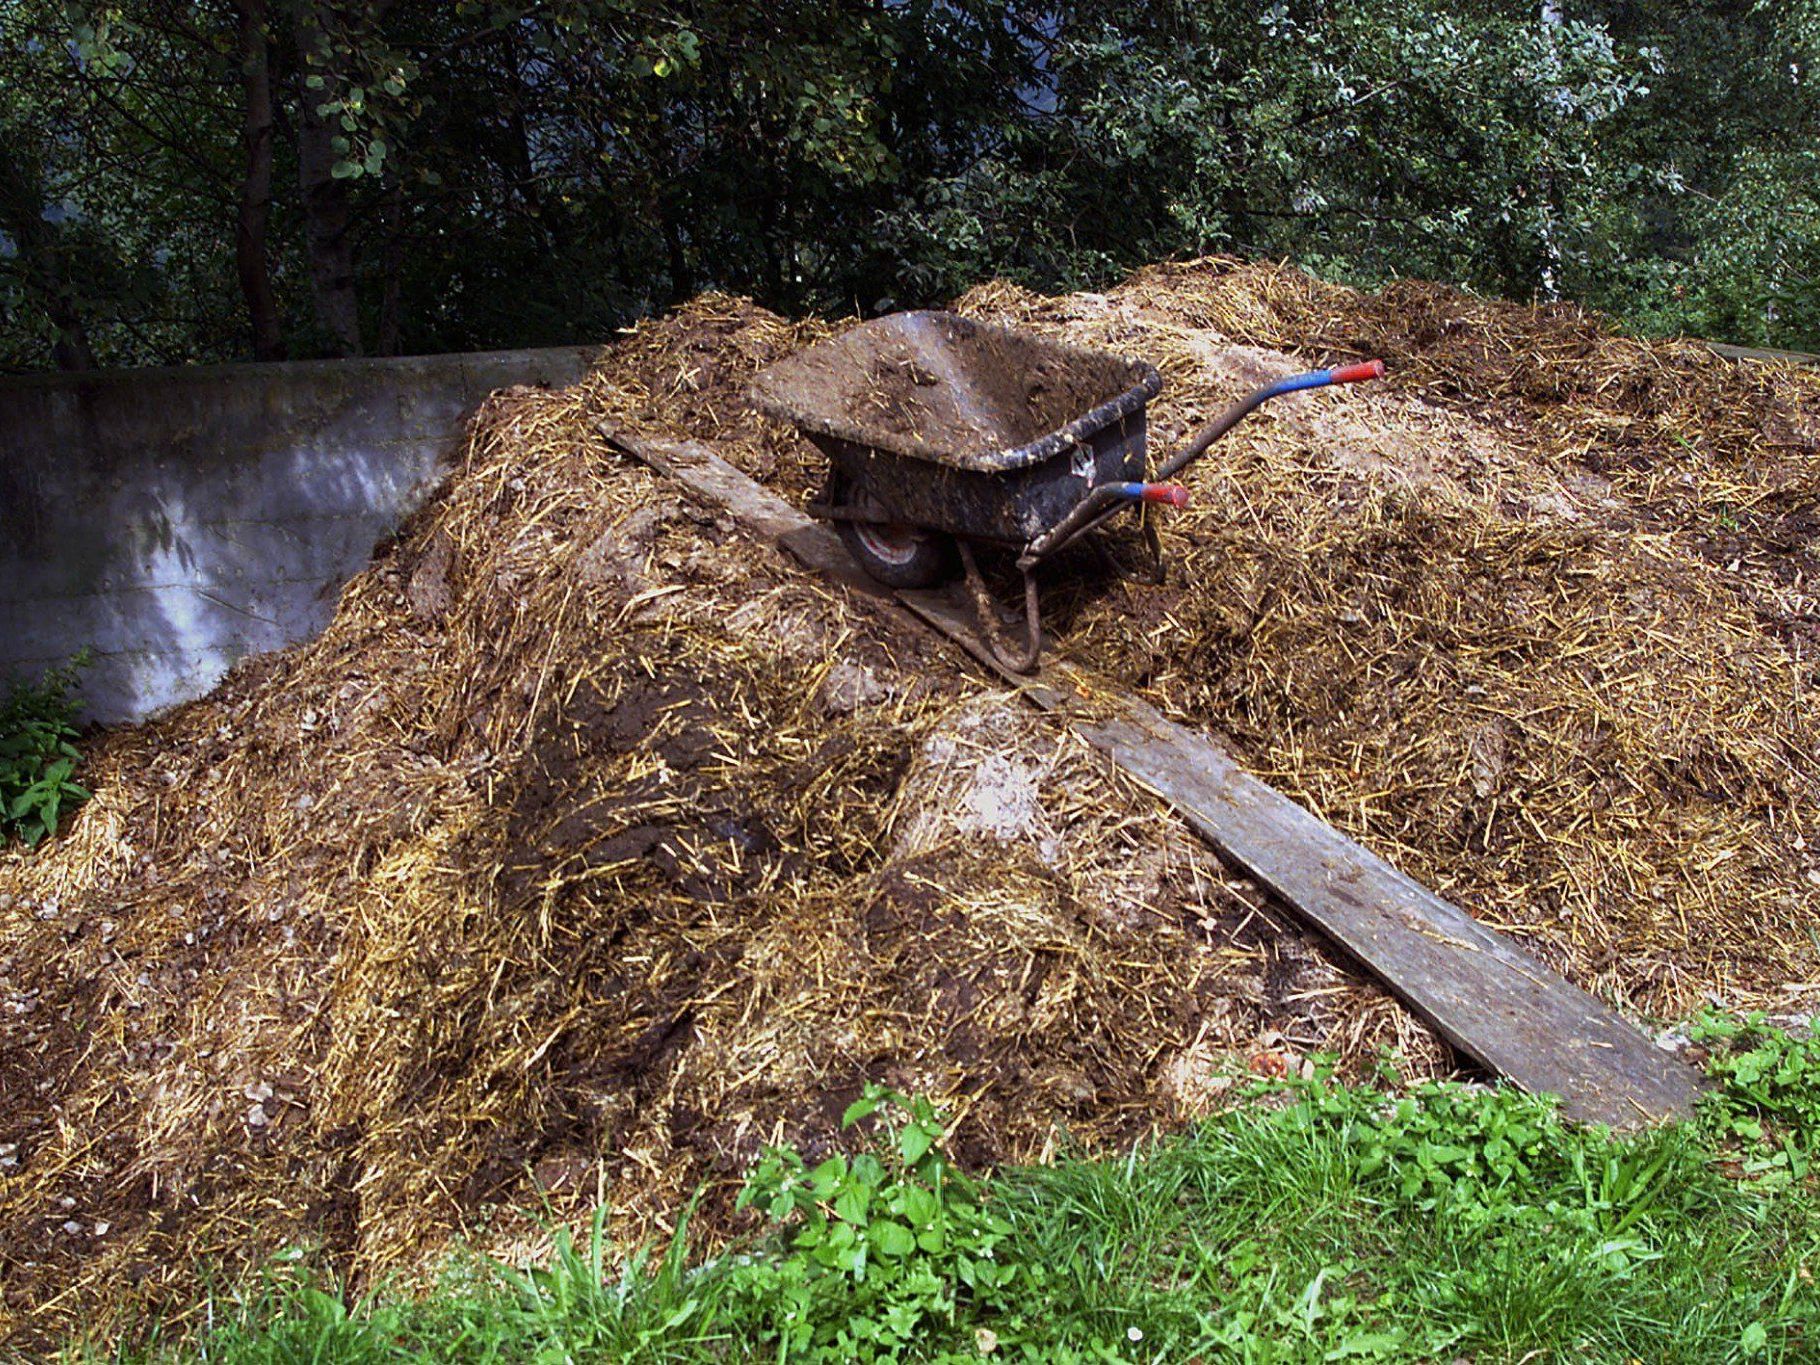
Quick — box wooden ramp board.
[599,423,1705,1127]
[1708,340,1820,368]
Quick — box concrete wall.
[0,345,601,722]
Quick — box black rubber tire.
[827,466,953,589]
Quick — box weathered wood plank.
[1707,340,1820,368]
[1062,701,1704,1125]
[599,422,1705,1127]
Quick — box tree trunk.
[294,2,363,355]
[235,0,285,360]
[506,29,569,260]
[0,145,95,371]
[662,207,694,305]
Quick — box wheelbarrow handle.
[1018,358,1385,568]
[1153,358,1386,482]
[1106,481,1190,508]
[1329,359,1388,385]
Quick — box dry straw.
[2,263,1817,1347]
[951,260,1820,1021]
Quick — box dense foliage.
[107,1024,1820,1362]
[0,658,89,847]
[4,1,1818,371]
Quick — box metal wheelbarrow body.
[750,310,1383,670]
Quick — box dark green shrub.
[1,654,91,846]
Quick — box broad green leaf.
[899,1123,934,1165]
[869,1219,915,1257]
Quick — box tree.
[0,140,97,371]
[233,0,284,359]
[3,0,1817,371]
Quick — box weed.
[1693,1011,1820,1188]
[726,1086,1028,1360]
[1,653,91,846]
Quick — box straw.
[4,267,1816,1346]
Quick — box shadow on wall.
[0,346,601,723]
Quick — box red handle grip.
[1329,359,1386,385]
[1142,484,1189,508]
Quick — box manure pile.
[945,263,1820,1018]
[3,261,1819,1345]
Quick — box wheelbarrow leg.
[1139,510,1167,585]
[1090,510,1167,587]
[957,540,1041,674]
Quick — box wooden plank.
[599,422,1704,1127]
[1061,702,1703,1125]
[598,422,881,597]
[1707,340,1820,368]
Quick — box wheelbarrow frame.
[752,311,1384,671]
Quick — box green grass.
[93,1016,1820,1363]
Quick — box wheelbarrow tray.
[750,311,1162,543]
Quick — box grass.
[90,1016,1820,1363]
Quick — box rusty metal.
[750,310,1160,474]
[803,501,893,524]
[751,311,1159,545]
[958,539,1041,674]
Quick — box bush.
[1,655,91,846]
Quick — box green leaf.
[899,1124,934,1165]
[869,1220,915,1257]
[899,1185,937,1226]
[842,1093,882,1127]
[833,1185,869,1225]
[1326,1327,1407,1358]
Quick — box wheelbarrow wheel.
[827,467,952,589]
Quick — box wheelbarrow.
[749,310,1384,671]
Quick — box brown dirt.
[5,261,1819,1350]
[748,310,1152,467]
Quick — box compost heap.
[4,260,1820,1345]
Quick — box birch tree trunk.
[1538,0,1566,301]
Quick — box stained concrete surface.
[1,346,601,721]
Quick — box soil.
[749,311,1152,467]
